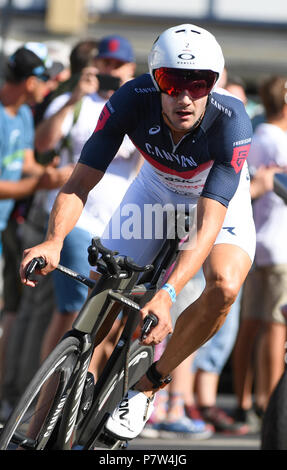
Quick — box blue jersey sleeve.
[79,79,139,172]
[202,96,253,207]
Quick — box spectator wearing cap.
[0,42,73,405]
[0,41,72,254]
[95,34,136,99]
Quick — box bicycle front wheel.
[0,336,81,450]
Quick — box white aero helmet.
[148,24,225,92]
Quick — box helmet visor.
[154,68,218,100]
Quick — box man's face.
[161,91,208,140]
[95,57,135,86]
[26,76,50,105]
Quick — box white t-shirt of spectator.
[43,92,141,236]
[248,122,287,266]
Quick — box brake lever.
[25,257,47,281]
[140,313,158,342]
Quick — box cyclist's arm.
[20,162,104,286]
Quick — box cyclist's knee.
[205,276,239,314]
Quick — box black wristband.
[146,361,172,389]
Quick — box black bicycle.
[0,213,187,450]
[261,172,287,450]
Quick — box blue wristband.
[161,283,177,303]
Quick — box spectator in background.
[0,42,72,413]
[0,39,102,419]
[225,75,248,106]
[233,76,287,429]
[33,39,98,127]
[225,75,264,125]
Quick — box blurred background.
[0,0,286,95]
[0,0,286,400]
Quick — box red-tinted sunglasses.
[154,67,218,100]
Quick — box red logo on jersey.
[94,105,111,132]
[231,144,250,173]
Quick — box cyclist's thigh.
[214,168,256,264]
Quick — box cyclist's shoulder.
[208,88,251,123]
[129,73,158,93]
[111,74,158,105]
[204,88,252,140]
[105,74,159,129]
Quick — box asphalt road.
[129,430,260,451]
[129,394,261,452]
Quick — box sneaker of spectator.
[157,415,213,440]
[140,391,213,440]
[196,405,250,435]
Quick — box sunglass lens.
[155,68,217,99]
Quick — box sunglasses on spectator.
[154,67,218,100]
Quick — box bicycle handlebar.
[140,313,158,341]
[88,237,153,275]
[25,256,46,280]
[25,238,154,284]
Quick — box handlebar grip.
[25,257,46,280]
[140,313,158,341]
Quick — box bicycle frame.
[56,232,180,449]
[31,230,177,450]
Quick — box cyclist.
[20,24,256,440]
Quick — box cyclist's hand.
[140,290,173,345]
[20,240,62,287]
